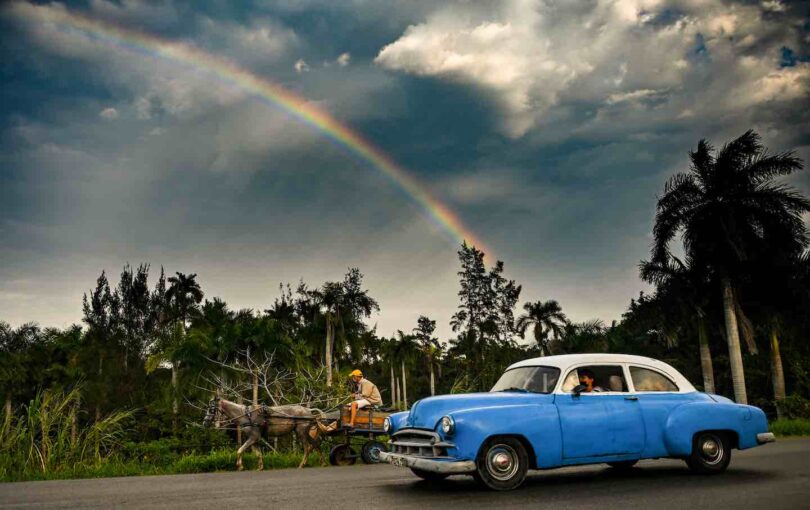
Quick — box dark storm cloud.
[1,0,808,340]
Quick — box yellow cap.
[350,369,363,377]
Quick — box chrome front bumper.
[757,432,776,444]
[379,451,476,474]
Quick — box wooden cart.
[326,406,392,465]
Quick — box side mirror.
[572,384,587,397]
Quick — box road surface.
[2,438,808,509]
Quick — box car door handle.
[624,396,639,401]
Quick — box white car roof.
[507,353,696,392]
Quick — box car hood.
[405,392,553,429]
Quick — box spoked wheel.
[686,431,731,474]
[607,460,638,470]
[329,444,357,466]
[472,437,528,491]
[411,468,449,482]
[361,440,387,464]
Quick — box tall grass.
[0,387,133,480]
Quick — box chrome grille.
[389,429,454,458]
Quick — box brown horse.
[203,397,328,470]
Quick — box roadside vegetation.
[2,130,810,482]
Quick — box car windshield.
[490,366,561,394]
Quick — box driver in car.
[578,369,604,392]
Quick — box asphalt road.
[2,438,808,509]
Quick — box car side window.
[561,365,628,393]
[630,366,679,392]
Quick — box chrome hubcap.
[486,445,519,481]
[700,435,724,465]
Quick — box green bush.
[770,418,810,437]
[775,395,810,420]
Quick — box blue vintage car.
[379,353,774,490]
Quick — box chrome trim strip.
[379,451,476,474]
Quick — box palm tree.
[555,320,607,354]
[310,282,343,387]
[640,257,716,393]
[165,272,204,429]
[394,331,418,409]
[166,273,204,329]
[651,130,808,403]
[516,300,568,355]
[413,316,441,396]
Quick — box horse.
[203,397,329,470]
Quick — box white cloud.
[337,52,351,67]
[294,58,310,73]
[376,0,809,137]
[99,107,119,119]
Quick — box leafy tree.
[115,264,152,372]
[650,130,809,403]
[451,243,522,386]
[82,271,120,419]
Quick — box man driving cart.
[347,369,382,428]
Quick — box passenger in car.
[578,369,604,392]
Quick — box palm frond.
[745,150,803,183]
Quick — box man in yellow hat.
[348,369,382,428]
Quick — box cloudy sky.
[1,0,808,340]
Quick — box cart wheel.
[329,444,356,466]
[361,440,387,464]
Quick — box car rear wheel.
[410,468,449,482]
[686,431,731,474]
[473,437,528,491]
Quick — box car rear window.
[630,366,679,392]
[491,366,561,394]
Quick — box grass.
[0,448,328,482]
[770,418,810,437]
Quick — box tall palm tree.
[166,273,204,329]
[413,316,441,396]
[640,257,716,393]
[394,331,418,409]
[651,130,808,403]
[310,282,343,387]
[165,272,204,430]
[516,300,568,355]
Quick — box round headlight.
[383,417,391,433]
[440,415,455,435]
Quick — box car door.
[555,364,645,459]
[628,365,696,458]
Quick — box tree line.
[2,130,809,441]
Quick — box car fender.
[446,404,562,468]
[388,411,409,433]
[663,401,769,455]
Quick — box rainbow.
[6,2,492,258]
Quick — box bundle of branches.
[201,350,351,414]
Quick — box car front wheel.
[473,437,528,491]
[686,431,731,474]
